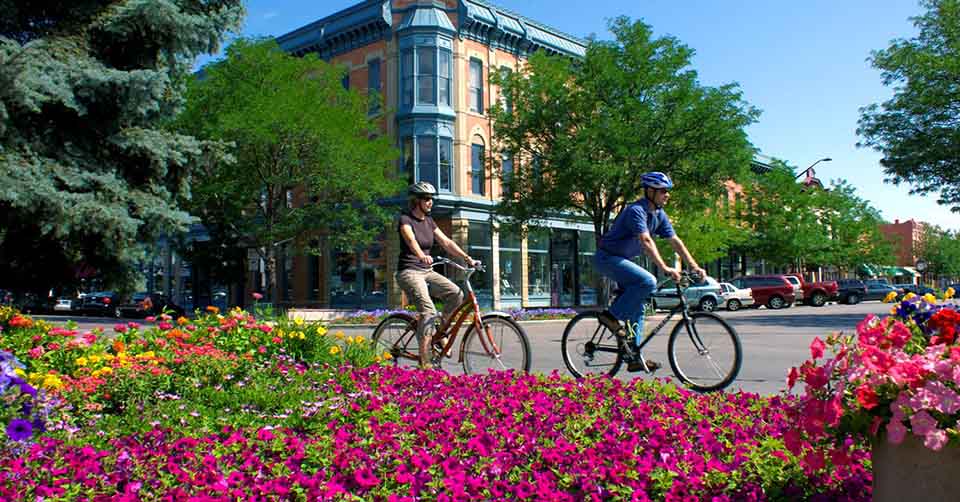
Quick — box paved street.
[37,301,894,395]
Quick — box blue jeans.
[594,249,657,343]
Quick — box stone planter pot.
[873,433,960,502]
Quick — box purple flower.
[6,419,33,441]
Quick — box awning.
[857,264,919,278]
[857,264,878,277]
[901,266,920,277]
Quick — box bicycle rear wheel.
[462,315,531,374]
[561,311,624,378]
[667,312,742,392]
[371,314,421,368]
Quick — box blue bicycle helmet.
[641,172,673,189]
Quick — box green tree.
[817,180,896,272]
[917,225,960,281]
[858,0,960,211]
[739,164,829,269]
[490,17,759,262]
[175,38,400,303]
[0,0,244,294]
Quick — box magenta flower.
[6,419,33,441]
[252,292,263,300]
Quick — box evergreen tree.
[0,0,244,294]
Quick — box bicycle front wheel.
[561,312,623,378]
[371,314,421,368]
[667,312,742,392]
[462,315,531,374]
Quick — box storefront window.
[328,236,387,309]
[499,227,522,308]
[527,227,550,307]
[578,231,599,306]
[467,222,493,309]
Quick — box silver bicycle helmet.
[408,181,437,196]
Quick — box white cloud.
[263,11,279,20]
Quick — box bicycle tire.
[667,312,742,392]
[462,315,531,374]
[371,313,421,368]
[561,311,624,378]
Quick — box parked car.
[53,297,76,313]
[894,283,936,298]
[783,275,804,302]
[118,292,185,319]
[719,282,754,311]
[786,275,839,307]
[863,280,898,302]
[729,275,797,309]
[80,291,120,317]
[834,279,868,305]
[650,276,723,312]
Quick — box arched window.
[471,136,485,195]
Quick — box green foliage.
[174,38,401,301]
[738,162,894,271]
[858,0,960,212]
[0,0,244,294]
[490,16,759,257]
[917,225,960,278]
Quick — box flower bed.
[788,288,959,460]
[0,305,872,499]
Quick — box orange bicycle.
[371,257,531,373]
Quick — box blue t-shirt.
[598,199,676,258]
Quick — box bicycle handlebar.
[431,256,485,273]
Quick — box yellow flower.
[75,357,88,367]
[177,316,190,325]
[41,374,63,390]
[382,351,392,360]
[294,317,305,327]
[98,366,113,376]
[137,351,155,359]
[346,336,355,344]
[297,332,305,340]
[890,306,898,315]
[329,345,341,355]
[89,355,101,364]
[883,291,898,303]
[946,287,955,299]
[922,293,937,304]
[354,335,365,344]
[14,368,26,378]
[276,329,285,338]
[374,356,382,363]
[316,326,328,336]
[904,292,917,301]
[335,331,345,340]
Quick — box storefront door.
[550,229,577,307]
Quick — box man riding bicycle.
[396,181,479,368]
[594,172,707,372]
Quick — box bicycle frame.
[426,257,502,362]
[630,274,707,356]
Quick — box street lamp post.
[795,157,832,180]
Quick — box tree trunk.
[265,247,279,306]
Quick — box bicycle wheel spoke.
[668,313,741,392]
[561,313,623,378]
[371,316,421,368]
[463,317,530,374]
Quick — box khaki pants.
[395,268,464,321]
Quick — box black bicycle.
[561,272,742,392]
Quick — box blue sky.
[207,0,956,231]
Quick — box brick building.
[879,218,926,268]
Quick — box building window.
[499,227,522,308]
[578,231,598,306]
[368,58,381,114]
[439,50,451,106]
[527,227,550,307]
[401,137,414,184]
[499,66,512,114]
[500,154,513,196]
[418,136,438,188]
[438,138,452,192]
[417,47,436,105]
[402,135,453,192]
[401,50,414,107]
[471,143,485,195]
[468,222,493,309]
[469,58,483,113]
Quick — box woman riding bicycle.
[396,181,480,367]
[594,172,707,372]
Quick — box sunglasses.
[417,195,434,201]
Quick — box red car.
[729,275,797,309]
